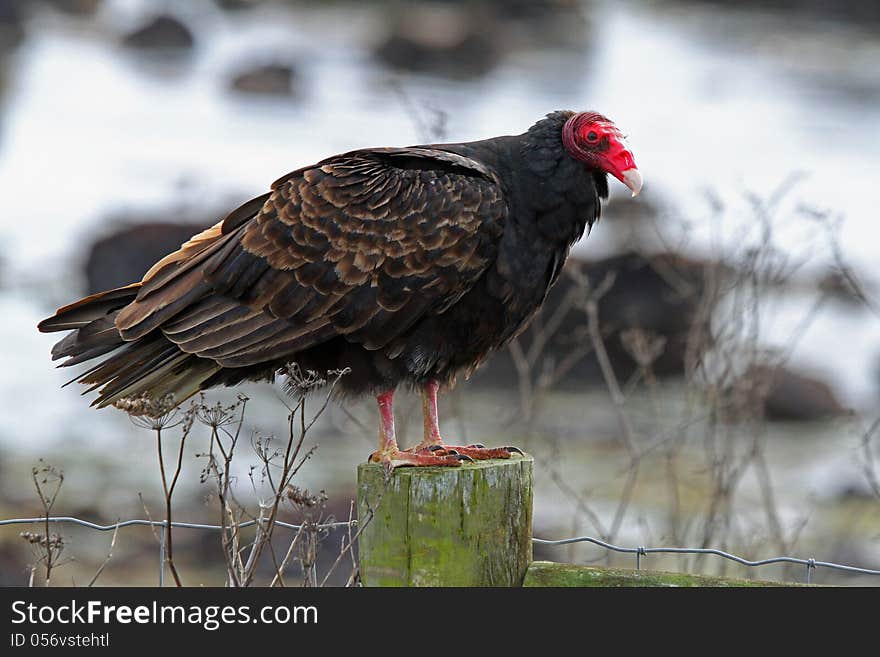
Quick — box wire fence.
[533,535,880,584]
[3,515,879,585]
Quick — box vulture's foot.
[412,442,523,461]
[369,447,472,476]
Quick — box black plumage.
[38,110,639,449]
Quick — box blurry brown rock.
[43,0,102,16]
[229,63,297,96]
[214,0,263,10]
[680,0,880,25]
[832,480,878,502]
[374,3,499,79]
[121,14,195,51]
[84,219,212,294]
[725,364,847,422]
[373,0,590,79]
[0,0,25,51]
[817,268,872,306]
[474,251,718,388]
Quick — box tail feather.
[89,347,190,407]
[39,284,221,408]
[38,284,140,332]
[52,317,121,365]
[98,356,220,409]
[73,334,220,409]
[57,339,122,369]
[79,336,177,388]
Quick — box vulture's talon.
[412,442,525,461]
[455,454,475,462]
[382,462,395,481]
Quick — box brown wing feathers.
[39,147,507,405]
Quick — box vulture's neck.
[437,111,607,246]
[515,112,607,244]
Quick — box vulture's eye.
[586,131,598,143]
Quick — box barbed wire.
[0,516,352,533]
[3,516,879,585]
[533,535,880,584]
[0,516,354,587]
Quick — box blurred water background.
[0,0,878,585]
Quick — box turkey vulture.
[38,110,641,470]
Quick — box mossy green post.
[357,455,533,587]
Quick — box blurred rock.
[832,479,878,502]
[474,251,717,388]
[482,0,579,19]
[229,63,297,97]
[574,252,714,379]
[724,365,847,422]
[121,14,195,51]
[214,0,264,10]
[683,0,880,24]
[42,0,102,16]
[374,3,500,79]
[373,1,590,79]
[484,0,591,52]
[84,219,212,294]
[817,268,871,306]
[0,0,25,51]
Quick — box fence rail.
[3,516,879,585]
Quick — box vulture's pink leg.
[421,379,443,446]
[368,390,466,473]
[409,380,523,461]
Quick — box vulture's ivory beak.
[621,168,643,197]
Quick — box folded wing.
[40,147,508,405]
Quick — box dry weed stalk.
[504,181,873,580]
[117,393,194,586]
[193,367,350,587]
[21,461,66,586]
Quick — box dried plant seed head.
[286,485,329,509]
[114,393,180,429]
[196,400,237,429]
[281,364,328,396]
[621,328,667,369]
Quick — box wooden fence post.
[357,455,533,586]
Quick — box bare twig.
[87,522,119,587]
[25,462,66,586]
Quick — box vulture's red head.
[562,112,642,197]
